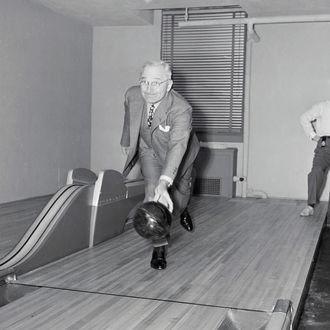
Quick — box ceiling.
[29,0,330,26]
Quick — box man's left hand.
[153,180,173,213]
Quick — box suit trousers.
[308,139,330,205]
[140,150,194,246]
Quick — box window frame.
[161,7,247,142]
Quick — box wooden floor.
[0,196,327,329]
[0,196,50,259]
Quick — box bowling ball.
[133,201,172,240]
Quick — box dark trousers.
[308,138,330,205]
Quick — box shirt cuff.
[160,175,173,187]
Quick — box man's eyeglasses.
[139,79,170,88]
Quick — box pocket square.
[159,124,170,132]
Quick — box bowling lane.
[0,286,270,329]
[13,196,327,325]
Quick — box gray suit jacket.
[120,86,200,182]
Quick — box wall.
[91,15,330,201]
[91,12,161,177]
[247,22,330,200]
[0,0,93,203]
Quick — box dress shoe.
[180,209,194,232]
[150,246,167,270]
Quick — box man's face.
[140,65,173,104]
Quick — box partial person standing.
[120,60,200,269]
[300,101,330,216]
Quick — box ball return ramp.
[0,168,144,276]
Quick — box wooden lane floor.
[0,197,327,329]
[0,286,270,329]
[0,196,51,259]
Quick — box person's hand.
[153,180,173,213]
[121,146,130,156]
[312,135,320,142]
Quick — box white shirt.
[147,101,160,111]
[300,101,330,139]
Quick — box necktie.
[147,104,155,128]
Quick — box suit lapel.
[150,92,173,132]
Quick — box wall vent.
[194,178,221,196]
[193,147,237,197]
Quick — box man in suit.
[120,60,200,270]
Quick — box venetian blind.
[161,8,247,142]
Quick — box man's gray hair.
[141,60,172,79]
